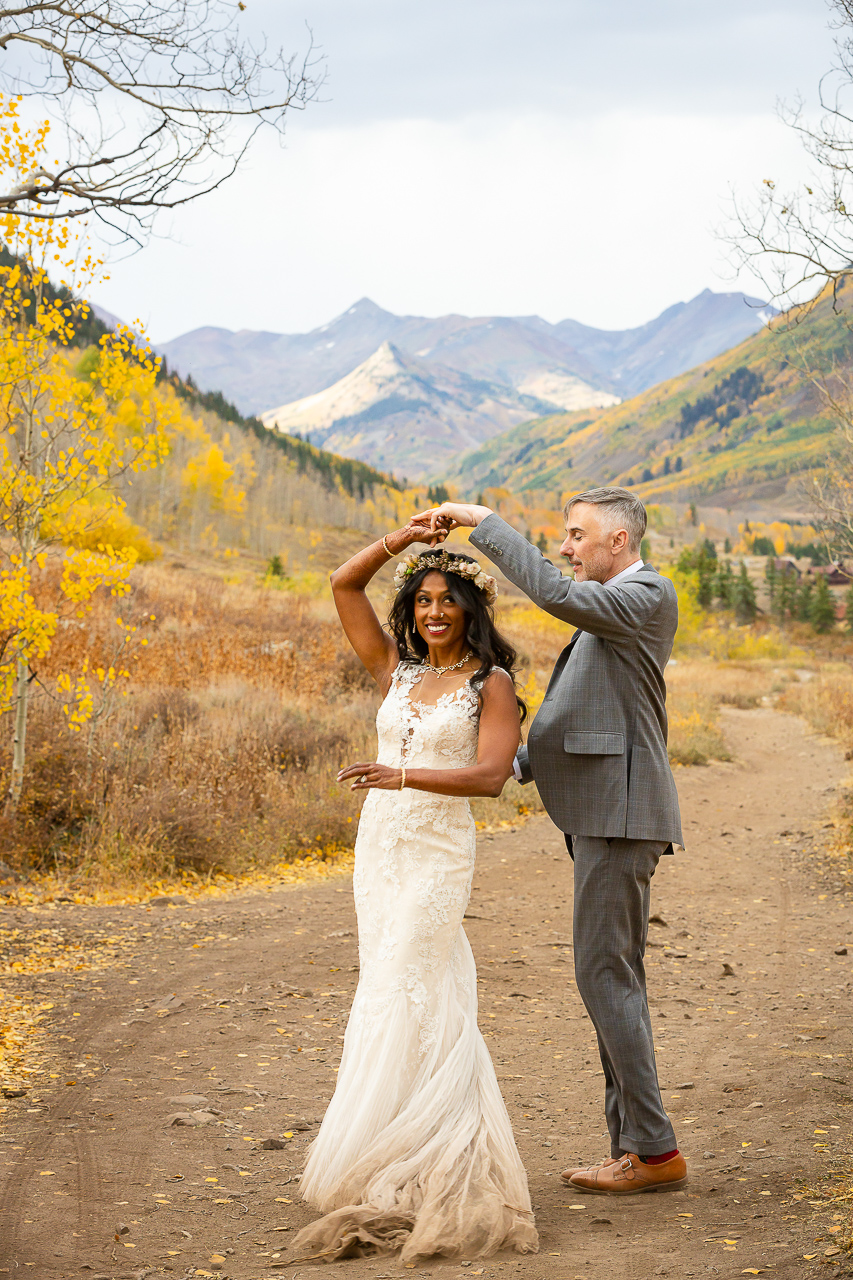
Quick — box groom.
[424,488,686,1195]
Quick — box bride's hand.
[391,514,445,550]
[338,761,404,791]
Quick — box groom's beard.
[566,547,612,584]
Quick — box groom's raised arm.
[469,512,666,641]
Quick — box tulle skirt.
[291,794,538,1263]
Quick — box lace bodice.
[352,662,482,1057]
[375,661,480,771]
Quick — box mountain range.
[441,283,846,514]
[259,340,619,478]
[159,292,774,413]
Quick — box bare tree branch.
[725,1,853,567]
[0,0,323,238]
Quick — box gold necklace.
[422,650,473,678]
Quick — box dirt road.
[1,706,851,1280]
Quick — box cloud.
[261,0,834,123]
[88,1,837,338]
[93,106,813,340]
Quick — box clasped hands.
[410,501,493,544]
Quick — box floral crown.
[393,549,499,602]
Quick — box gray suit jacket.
[471,513,683,847]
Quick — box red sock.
[640,1149,679,1165]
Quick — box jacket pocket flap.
[563,730,625,755]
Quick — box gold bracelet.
[399,765,406,790]
[382,535,395,559]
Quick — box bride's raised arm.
[329,518,438,691]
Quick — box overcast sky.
[90,0,838,340]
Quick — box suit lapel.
[543,628,583,698]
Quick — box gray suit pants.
[570,835,676,1158]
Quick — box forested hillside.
[442,282,850,511]
[3,243,405,569]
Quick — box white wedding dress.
[292,662,538,1263]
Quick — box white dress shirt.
[511,558,646,781]
[603,557,645,587]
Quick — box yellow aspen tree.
[0,100,171,815]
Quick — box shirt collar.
[606,558,645,587]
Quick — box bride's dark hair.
[388,553,527,724]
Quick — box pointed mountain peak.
[339,297,396,320]
[364,339,410,369]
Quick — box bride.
[290,516,539,1264]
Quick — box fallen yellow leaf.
[38,1171,55,1176]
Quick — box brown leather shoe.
[569,1152,688,1195]
[560,1156,620,1185]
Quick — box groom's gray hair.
[563,486,647,552]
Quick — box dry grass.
[778,663,853,890]
[0,558,543,894]
[3,552,849,896]
[777,663,853,751]
[667,695,732,766]
[665,658,810,765]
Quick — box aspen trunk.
[5,657,29,818]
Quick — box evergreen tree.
[724,536,732,554]
[733,562,758,623]
[810,574,837,633]
[640,537,651,560]
[796,577,814,623]
[688,502,698,525]
[697,557,715,608]
[764,556,778,607]
[536,532,548,554]
[715,560,735,607]
[675,456,683,472]
[846,582,853,632]
[774,569,795,623]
